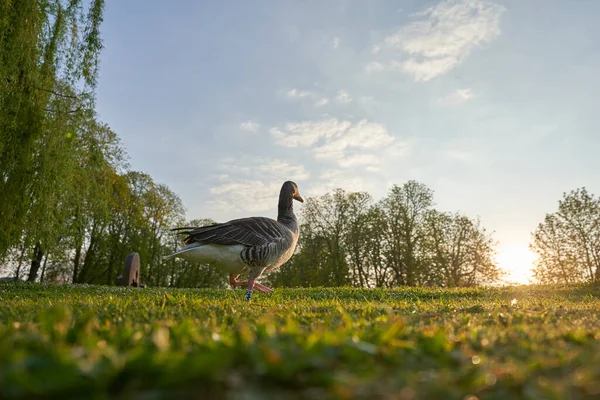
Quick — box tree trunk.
[78,233,97,283]
[72,242,82,283]
[27,242,44,282]
[169,258,176,287]
[40,253,49,283]
[15,245,26,280]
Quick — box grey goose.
[164,181,304,300]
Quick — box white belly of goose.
[168,243,248,274]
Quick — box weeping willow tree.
[0,0,105,267]
[0,1,215,287]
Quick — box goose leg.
[230,274,273,293]
[229,273,242,288]
[245,279,255,301]
[253,282,274,292]
[245,267,270,301]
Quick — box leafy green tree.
[380,181,434,286]
[0,0,105,270]
[65,119,126,283]
[143,182,185,286]
[0,1,199,289]
[531,188,600,283]
[301,189,353,286]
[361,206,392,287]
[272,182,498,289]
[422,210,500,287]
[270,190,356,287]
[344,192,375,287]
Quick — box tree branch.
[36,86,79,100]
[45,107,83,114]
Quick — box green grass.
[1,283,600,399]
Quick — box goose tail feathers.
[162,243,201,260]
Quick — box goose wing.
[173,217,293,247]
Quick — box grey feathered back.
[172,181,302,248]
[173,217,295,247]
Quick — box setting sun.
[496,243,536,284]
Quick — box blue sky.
[95,0,600,283]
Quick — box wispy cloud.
[438,88,474,105]
[314,98,329,107]
[208,180,285,214]
[270,119,352,148]
[332,37,340,49]
[369,0,505,81]
[365,61,385,73]
[304,169,374,198]
[239,120,260,132]
[208,158,310,214]
[286,88,313,98]
[283,88,354,107]
[336,90,352,103]
[270,118,401,170]
[213,158,310,182]
[337,154,381,168]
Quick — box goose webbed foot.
[230,274,273,295]
[244,278,275,301]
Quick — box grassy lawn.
[1,282,600,399]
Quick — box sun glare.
[496,243,536,284]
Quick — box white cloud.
[372,45,381,54]
[338,154,381,168]
[336,90,352,103]
[438,88,474,105]
[270,119,352,148]
[270,118,401,170]
[209,120,409,214]
[304,170,374,197]
[314,120,395,161]
[209,180,284,213]
[282,88,352,106]
[256,160,311,181]
[314,98,329,107]
[208,158,310,214]
[384,141,410,158]
[365,62,385,73]
[369,0,505,81]
[391,58,457,82]
[215,157,311,182]
[332,37,340,49]
[286,88,313,98]
[239,120,260,132]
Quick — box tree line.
[2,1,597,288]
[268,181,501,288]
[269,185,600,288]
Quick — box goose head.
[285,181,303,203]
